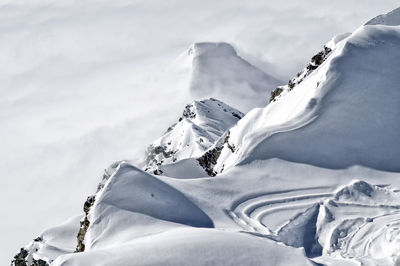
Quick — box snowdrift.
[214,24,400,173]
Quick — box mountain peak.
[174,41,282,112]
[211,22,400,175]
[144,98,243,176]
[187,42,237,58]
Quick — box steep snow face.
[174,42,282,112]
[366,7,400,26]
[48,159,400,266]
[214,24,400,173]
[10,6,400,266]
[144,98,242,176]
[3,2,400,263]
[85,163,214,250]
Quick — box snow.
[53,228,313,266]
[5,2,400,266]
[158,158,207,179]
[214,24,400,173]
[144,98,242,175]
[186,42,282,112]
[18,215,82,265]
[49,159,400,265]
[86,162,214,249]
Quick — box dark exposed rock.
[75,195,95,253]
[182,104,196,119]
[197,146,223,176]
[311,46,332,66]
[224,131,235,153]
[144,98,243,176]
[288,79,295,89]
[308,46,332,71]
[231,112,242,119]
[33,237,42,242]
[11,248,28,266]
[271,45,333,103]
[153,169,163,175]
[306,64,318,71]
[270,87,284,102]
[198,131,234,176]
[145,145,176,169]
[11,239,50,265]
[32,259,49,266]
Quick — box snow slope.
[11,215,82,265]
[144,98,242,176]
[3,1,400,264]
[54,228,313,266]
[41,160,400,266]
[173,42,281,112]
[214,23,400,174]
[8,4,400,266]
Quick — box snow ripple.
[227,181,400,265]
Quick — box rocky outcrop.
[76,162,121,252]
[144,98,243,175]
[11,248,28,266]
[270,87,284,102]
[11,243,49,266]
[75,195,95,252]
[270,46,332,103]
[197,131,233,176]
[197,146,223,176]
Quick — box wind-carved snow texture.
[182,42,281,112]
[144,98,242,177]
[212,20,400,175]
[227,180,400,265]
[11,7,400,266]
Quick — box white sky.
[0,0,399,263]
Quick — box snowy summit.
[9,5,400,266]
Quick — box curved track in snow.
[227,186,334,234]
[227,182,400,265]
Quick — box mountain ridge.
[11,7,400,266]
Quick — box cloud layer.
[0,0,398,263]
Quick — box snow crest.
[176,42,282,112]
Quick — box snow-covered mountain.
[173,42,282,112]
[144,98,243,177]
[212,18,400,175]
[11,7,400,266]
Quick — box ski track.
[227,184,400,259]
[227,186,335,234]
